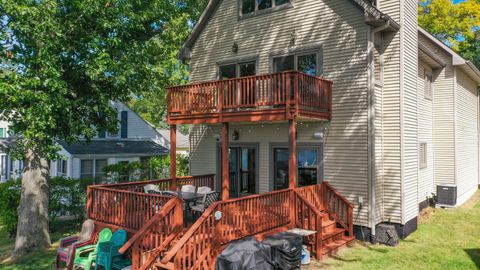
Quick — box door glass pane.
[239,62,256,77]
[258,0,272,10]
[298,149,318,187]
[273,148,289,190]
[242,0,255,14]
[80,160,93,179]
[220,64,237,80]
[273,55,294,72]
[228,148,239,195]
[240,148,256,195]
[275,0,290,5]
[298,54,317,76]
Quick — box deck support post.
[288,119,297,189]
[221,122,230,201]
[170,124,177,191]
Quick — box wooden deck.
[167,71,333,125]
[86,176,354,270]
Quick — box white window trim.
[424,70,433,100]
[419,142,428,169]
[217,60,258,80]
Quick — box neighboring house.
[0,120,12,182]
[158,129,190,156]
[166,0,480,242]
[1,101,169,182]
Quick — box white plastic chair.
[181,184,196,193]
[197,186,212,195]
[144,184,160,194]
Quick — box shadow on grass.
[464,249,480,268]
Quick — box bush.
[0,177,89,237]
[0,180,21,236]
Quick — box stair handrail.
[292,189,324,258]
[322,181,354,237]
[161,201,221,265]
[119,197,183,270]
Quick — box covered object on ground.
[215,237,276,270]
[262,232,303,270]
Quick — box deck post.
[221,122,230,201]
[170,124,177,191]
[288,119,297,189]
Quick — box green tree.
[0,0,206,256]
[419,0,480,67]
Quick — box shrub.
[0,180,21,236]
[0,177,89,236]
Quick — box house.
[171,0,480,240]
[0,120,12,182]
[0,101,169,182]
[82,0,480,269]
[157,129,190,156]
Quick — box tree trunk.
[14,145,51,256]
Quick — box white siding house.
[179,0,480,242]
[1,101,169,182]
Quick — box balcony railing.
[167,71,333,124]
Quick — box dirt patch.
[418,207,436,224]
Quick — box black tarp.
[262,232,303,270]
[215,237,276,270]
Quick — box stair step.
[321,219,337,234]
[321,228,346,240]
[320,236,355,257]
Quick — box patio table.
[176,192,205,220]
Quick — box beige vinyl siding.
[377,1,402,224]
[188,0,370,226]
[374,83,384,224]
[417,62,434,203]
[401,0,419,223]
[455,69,479,199]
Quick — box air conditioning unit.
[436,185,457,206]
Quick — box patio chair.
[191,191,220,219]
[56,219,95,270]
[181,184,196,193]
[73,228,113,270]
[192,186,212,206]
[144,184,160,194]
[95,229,130,270]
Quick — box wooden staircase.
[120,182,354,270]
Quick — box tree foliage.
[419,0,480,68]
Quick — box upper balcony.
[167,71,333,125]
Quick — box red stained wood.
[288,120,297,189]
[167,71,333,125]
[170,125,177,191]
[221,123,229,201]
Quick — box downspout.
[368,20,390,242]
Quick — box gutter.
[367,20,390,241]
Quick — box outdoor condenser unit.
[436,185,457,206]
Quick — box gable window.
[419,143,428,169]
[425,71,433,100]
[273,52,321,76]
[241,0,292,16]
[219,61,256,79]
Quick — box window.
[0,155,7,180]
[241,0,291,16]
[419,143,427,169]
[80,160,94,179]
[120,111,128,138]
[57,159,68,177]
[80,159,108,180]
[0,128,6,138]
[425,72,433,100]
[273,52,321,76]
[273,146,321,190]
[219,61,256,79]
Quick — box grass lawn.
[307,190,480,270]
[0,220,81,270]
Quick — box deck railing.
[323,182,354,237]
[92,174,216,193]
[87,187,172,231]
[119,197,184,270]
[167,71,333,123]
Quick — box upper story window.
[219,61,256,79]
[241,0,292,17]
[273,52,321,76]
